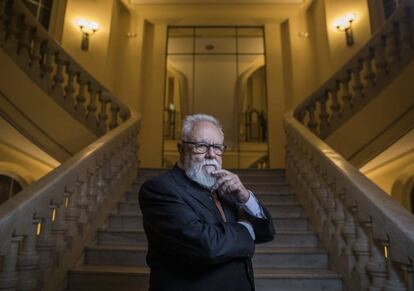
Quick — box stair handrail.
[0,109,140,291]
[0,0,130,136]
[284,113,414,290]
[293,0,414,139]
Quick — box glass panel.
[168,28,194,54]
[238,28,264,54]
[38,9,51,29]
[165,54,194,140]
[163,26,268,168]
[238,55,267,143]
[194,54,238,147]
[195,28,236,54]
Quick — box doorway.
[162,26,269,169]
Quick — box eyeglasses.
[182,141,227,155]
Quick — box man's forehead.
[190,121,224,142]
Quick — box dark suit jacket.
[139,165,275,291]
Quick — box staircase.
[67,168,342,291]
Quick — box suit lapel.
[170,165,219,219]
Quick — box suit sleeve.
[246,206,276,244]
[139,178,255,266]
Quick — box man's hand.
[211,170,250,203]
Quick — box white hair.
[181,114,224,140]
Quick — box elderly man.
[139,114,275,291]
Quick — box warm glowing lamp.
[75,18,100,51]
[334,13,356,46]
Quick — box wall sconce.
[75,18,100,51]
[334,13,356,46]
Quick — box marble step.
[135,174,288,184]
[84,245,328,269]
[67,266,342,291]
[124,190,297,204]
[107,213,310,231]
[131,181,290,193]
[118,201,304,217]
[97,228,318,248]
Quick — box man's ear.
[177,141,184,155]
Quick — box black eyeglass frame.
[181,140,227,155]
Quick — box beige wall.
[362,149,414,212]
[0,117,59,185]
[55,0,376,168]
[61,0,115,89]
[128,3,304,168]
[287,0,372,107]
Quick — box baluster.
[40,41,54,93]
[29,35,42,79]
[339,74,352,116]
[36,207,57,289]
[362,49,376,92]
[331,186,346,262]
[76,177,90,235]
[17,219,41,291]
[401,264,413,291]
[397,6,413,61]
[0,0,8,45]
[0,236,22,291]
[366,231,387,290]
[95,163,106,205]
[75,73,88,120]
[110,102,120,130]
[383,242,407,291]
[86,85,99,131]
[306,103,318,134]
[295,109,306,124]
[322,176,337,242]
[317,93,329,137]
[351,61,364,105]
[52,200,68,254]
[51,52,66,103]
[373,36,388,81]
[384,23,400,71]
[120,109,130,122]
[329,87,341,124]
[313,170,328,234]
[17,20,33,65]
[64,63,76,113]
[86,170,98,215]
[341,203,357,274]
[97,92,110,135]
[104,153,115,189]
[3,8,19,54]
[64,186,80,248]
[352,215,371,290]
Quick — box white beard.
[185,157,221,190]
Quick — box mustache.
[201,160,220,170]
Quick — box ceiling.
[130,0,303,4]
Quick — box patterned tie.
[211,191,227,222]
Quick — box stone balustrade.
[0,0,130,136]
[0,114,140,291]
[294,0,414,139]
[284,114,414,291]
